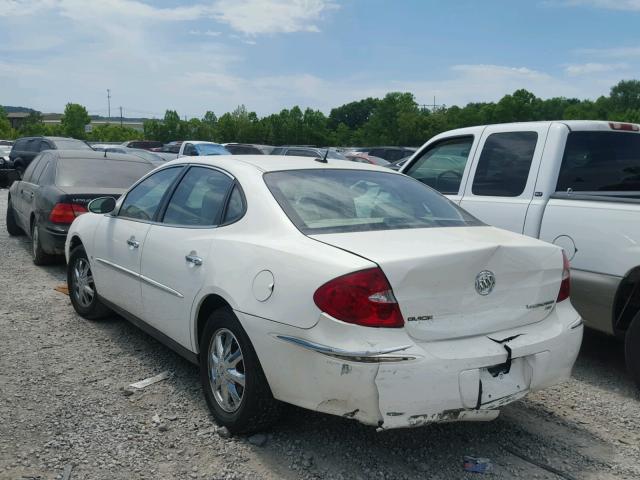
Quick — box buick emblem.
[475,270,495,296]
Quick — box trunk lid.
[58,187,124,208]
[311,226,563,341]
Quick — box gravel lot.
[1,188,639,480]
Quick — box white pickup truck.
[401,120,640,386]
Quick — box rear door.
[460,125,549,233]
[140,166,238,349]
[91,166,184,318]
[13,154,44,226]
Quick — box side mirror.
[88,196,116,214]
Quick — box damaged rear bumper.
[237,300,582,430]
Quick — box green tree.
[61,103,91,139]
[17,111,46,136]
[609,80,640,113]
[0,107,12,138]
[329,97,380,130]
[88,124,141,142]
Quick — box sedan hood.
[310,226,564,341]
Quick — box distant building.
[7,112,30,129]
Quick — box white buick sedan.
[65,155,583,433]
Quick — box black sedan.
[6,150,154,264]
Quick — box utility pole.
[119,106,123,127]
[107,89,111,122]
[420,96,445,112]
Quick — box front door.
[460,125,549,233]
[91,166,184,318]
[140,166,237,350]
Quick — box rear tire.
[6,199,23,236]
[67,245,111,320]
[625,312,640,389]
[31,220,54,265]
[14,161,24,180]
[199,307,280,434]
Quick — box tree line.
[3,79,640,146]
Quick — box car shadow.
[573,327,637,399]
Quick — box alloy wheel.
[208,328,246,413]
[73,257,95,308]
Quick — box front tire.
[31,220,54,265]
[199,307,280,434]
[6,199,23,236]
[67,245,111,320]
[625,312,640,389]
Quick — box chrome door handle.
[185,254,203,266]
[126,238,140,249]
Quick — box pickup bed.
[402,120,640,386]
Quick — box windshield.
[56,159,153,188]
[557,131,640,192]
[195,144,230,155]
[264,169,482,234]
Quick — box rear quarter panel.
[539,197,640,333]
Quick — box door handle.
[185,254,203,266]
[126,238,140,249]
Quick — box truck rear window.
[557,132,640,192]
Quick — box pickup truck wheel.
[199,307,280,434]
[6,199,23,236]
[31,221,54,265]
[625,312,640,389]
[67,246,111,320]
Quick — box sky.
[1,0,640,119]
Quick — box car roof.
[53,149,154,164]
[184,140,224,145]
[165,154,395,174]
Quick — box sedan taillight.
[557,250,571,302]
[49,203,88,224]
[313,268,404,328]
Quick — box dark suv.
[9,137,92,178]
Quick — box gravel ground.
[1,188,639,480]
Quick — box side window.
[183,144,195,156]
[22,156,42,182]
[405,136,474,194]
[385,150,404,162]
[162,167,234,226]
[286,149,317,157]
[223,185,245,223]
[39,140,52,152]
[26,139,40,152]
[39,159,56,185]
[368,148,384,158]
[271,147,284,155]
[34,160,51,185]
[29,155,49,184]
[119,167,182,221]
[472,132,538,197]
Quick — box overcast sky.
[1,0,640,118]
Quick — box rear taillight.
[557,250,571,302]
[609,121,640,132]
[49,203,88,224]
[313,268,404,328]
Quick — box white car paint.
[66,155,582,429]
[401,120,640,337]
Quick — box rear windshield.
[557,131,640,192]
[264,169,482,234]
[53,139,92,150]
[56,159,153,188]
[196,144,229,155]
